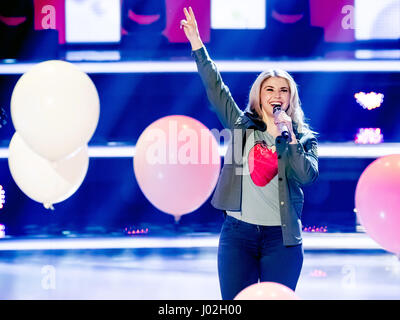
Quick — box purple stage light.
[0,185,4,209]
[302,225,328,233]
[355,128,384,144]
[354,91,384,110]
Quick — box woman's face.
[260,76,290,117]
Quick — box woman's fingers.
[278,111,291,121]
[183,7,191,22]
[274,112,292,127]
[180,19,187,29]
[189,6,196,20]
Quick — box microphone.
[272,104,290,140]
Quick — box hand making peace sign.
[180,7,203,51]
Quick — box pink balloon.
[234,282,300,300]
[355,154,400,254]
[133,115,221,221]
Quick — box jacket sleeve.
[192,46,242,129]
[285,134,319,186]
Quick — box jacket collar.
[243,111,267,131]
[242,111,301,138]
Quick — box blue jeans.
[218,215,304,300]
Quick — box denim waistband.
[225,214,282,232]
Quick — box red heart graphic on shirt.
[248,142,278,187]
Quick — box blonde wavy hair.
[245,69,316,135]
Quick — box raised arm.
[181,7,242,129]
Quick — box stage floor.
[0,233,399,300]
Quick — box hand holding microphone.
[272,104,293,143]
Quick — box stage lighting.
[0,185,4,209]
[354,91,384,110]
[355,128,384,144]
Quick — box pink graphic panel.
[310,0,355,42]
[34,0,65,44]
[163,0,210,43]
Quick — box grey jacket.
[192,47,319,246]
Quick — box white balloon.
[8,132,89,208]
[11,60,99,161]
